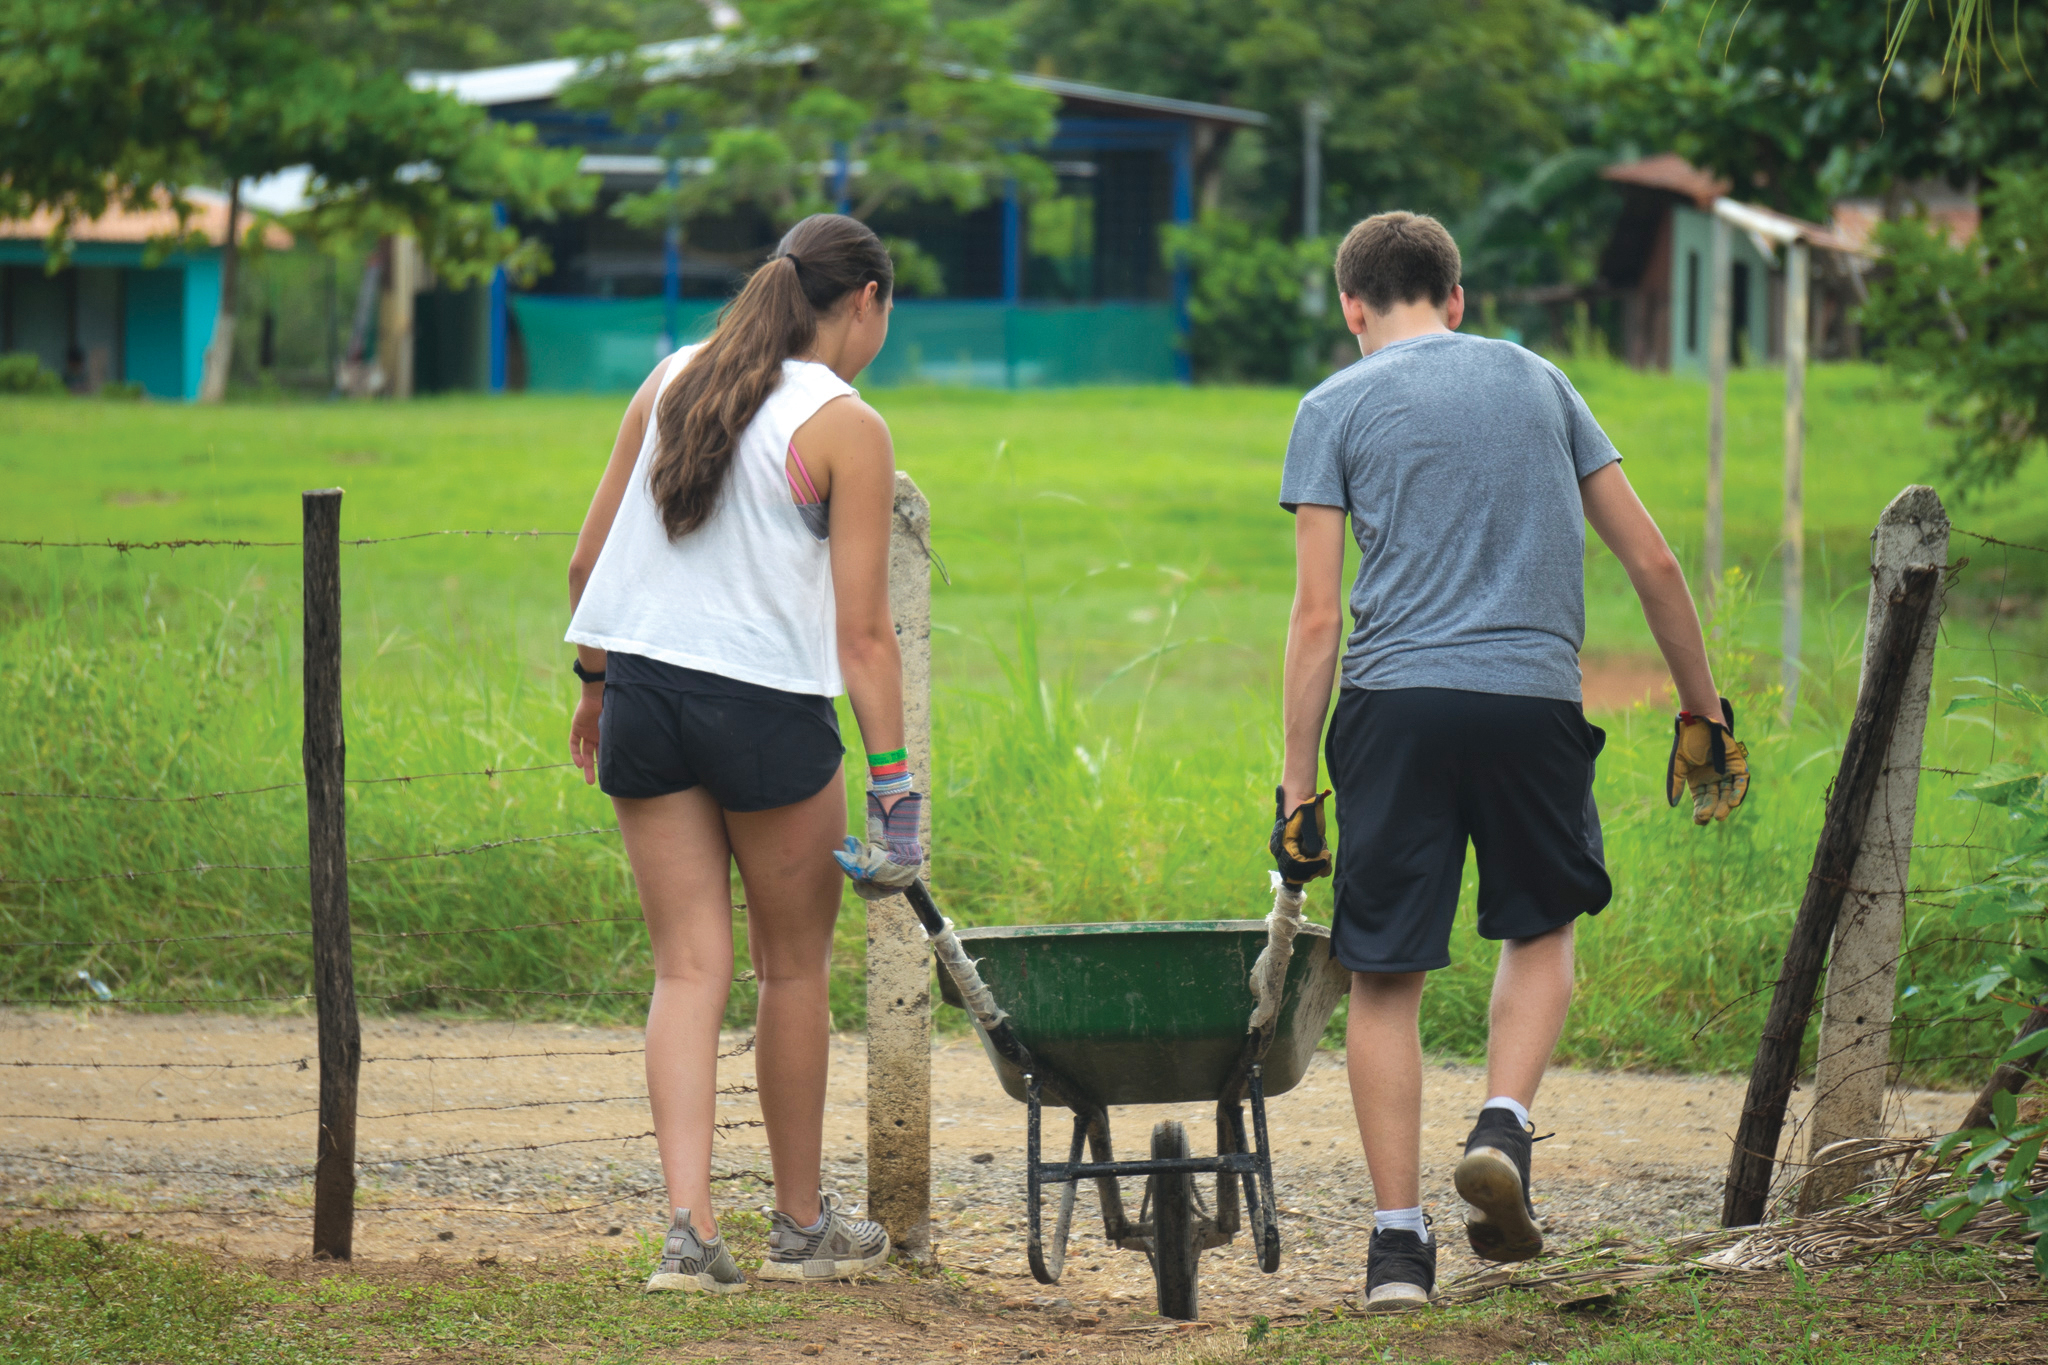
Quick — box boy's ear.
[1444,285,1465,332]
[1339,291,1369,337]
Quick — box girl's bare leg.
[615,787,737,1241]
[724,767,849,1230]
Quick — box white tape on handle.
[928,919,1009,1031]
[1248,870,1307,1033]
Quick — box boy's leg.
[1345,969,1428,1209]
[1485,922,1574,1108]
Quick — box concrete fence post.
[867,472,933,1259]
[1799,486,1948,1211]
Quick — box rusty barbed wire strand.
[1955,528,2048,557]
[4,1045,663,1070]
[0,762,579,807]
[2,973,752,1007]
[0,1094,759,1126]
[0,825,616,888]
[0,530,579,553]
[1,911,655,952]
[0,537,297,551]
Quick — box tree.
[1011,0,1593,232]
[0,0,595,401]
[560,0,1058,277]
[1862,169,2048,491]
[1580,0,2048,217]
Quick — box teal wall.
[1668,207,1774,376]
[509,294,1178,392]
[0,242,217,399]
[122,268,186,399]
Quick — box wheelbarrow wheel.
[1148,1121,1200,1321]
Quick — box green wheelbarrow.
[910,883,1349,1321]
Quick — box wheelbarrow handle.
[902,877,949,938]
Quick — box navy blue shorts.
[1324,687,1611,973]
[597,654,843,812]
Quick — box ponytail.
[650,214,894,539]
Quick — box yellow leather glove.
[1270,787,1333,886]
[1667,699,1749,825]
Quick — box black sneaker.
[1454,1107,1544,1262]
[1363,1226,1436,1313]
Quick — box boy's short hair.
[1335,212,1462,314]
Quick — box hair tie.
[783,253,802,274]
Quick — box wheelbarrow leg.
[1083,1107,1130,1242]
[1249,1065,1282,1273]
[1025,1077,1085,1285]
[1214,1101,1241,1237]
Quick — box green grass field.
[4,362,2045,1082]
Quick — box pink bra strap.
[785,441,822,504]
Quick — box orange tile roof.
[0,187,293,249]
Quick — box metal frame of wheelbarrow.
[1020,1057,1282,1287]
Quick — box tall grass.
[3,376,2045,1086]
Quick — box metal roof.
[412,41,1267,128]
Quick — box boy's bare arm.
[1282,505,1348,806]
[1579,463,1720,716]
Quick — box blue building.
[0,192,288,400]
[413,54,1265,391]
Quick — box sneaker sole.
[755,1247,891,1281]
[1364,1283,1433,1314]
[1455,1146,1544,1263]
[645,1271,750,1294]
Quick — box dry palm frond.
[1434,1136,2045,1305]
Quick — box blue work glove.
[833,791,925,900]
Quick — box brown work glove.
[1270,787,1333,886]
[1667,699,1749,825]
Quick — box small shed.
[0,191,289,399]
[1598,154,1865,373]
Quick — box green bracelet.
[865,748,907,767]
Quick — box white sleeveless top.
[566,346,857,696]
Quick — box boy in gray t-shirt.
[1266,212,1750,1312]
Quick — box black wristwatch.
[572,658,605,685]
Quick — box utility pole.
[1300,99,1329,320]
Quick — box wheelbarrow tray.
[935,919,1349,1108]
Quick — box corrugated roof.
[413,40,1267,128]
[0,187,293,248]
[1601,153,1727,210]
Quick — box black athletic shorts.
[1324,687,1611,973]
[597,653,844,811]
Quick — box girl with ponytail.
[564,214,919,1291]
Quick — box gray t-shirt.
[1279,332,1620,703]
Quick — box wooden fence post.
[303,489,360,1260]
[1721,536,1943,1227]
[867,472,932,1259]
[1704,214,1731,624]
[1799,487,1948,1211]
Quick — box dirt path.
[2,1009,1969,1327]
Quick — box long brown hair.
[650,214,894,539]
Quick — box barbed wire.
[0,762,577,806]
[4,1046,659,1070]
[0,825,616,888]
[0,537,296,552]
[1,911,649,953]
[0,1094,760,1127]
[0,530,577,553]
[1955,528,2048,557]
[2,973,751,1008]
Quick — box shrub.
[0,351,62,394]
[1162,213,1349,384]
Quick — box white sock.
[1482,1096,1531,1128]
[1374,1205,1430,1242]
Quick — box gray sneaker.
[645,1209,749,1294]
[757,1192,890,1281]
